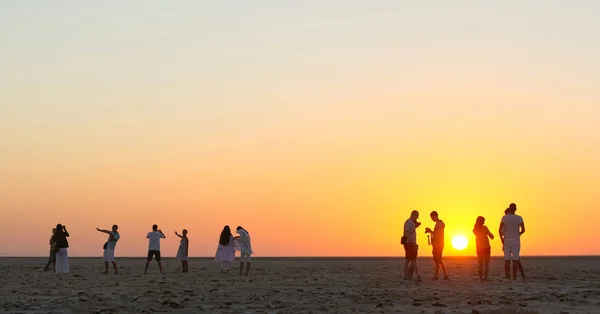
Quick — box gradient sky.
[1,1,599,257]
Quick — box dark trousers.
[44,249,56,270]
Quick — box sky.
[1,1,599,257]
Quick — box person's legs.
[412,259,421,280]
[402,243,411,280]
[54,249,62,273]
[44,250,55,271]
[433,261,440,280]
[58,248,69,273]
[503,243,512,279]
[144,251,152,274]
[477,255,484,282]
[517,260,525,280]
[112,261,118,274]
[513,243,525,280]
[484,255,491,281]
[403,259,411,280]
[103,249,112,274]
[510,242,522,280]
[436,247,448,279]
[440,261,448,279]
[243,253,251,275]
[156,251,164,274]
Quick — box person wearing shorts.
[97,225,120,274]
[426,211,449,280]
[145,225,166,274]
[402,210,422,281]
[499,203,526,281]
[234,226,253,276]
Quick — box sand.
[1,256,599,313]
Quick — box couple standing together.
[402,210,449,281]
[44,224,70,274]
[215,225,253,276]
[472,203,526,282]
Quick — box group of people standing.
[402,203,526,282]
[43,224,253,276]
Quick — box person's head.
[504,208,509,215]
[182,229,188,236]
[476,216,485,226]
[509,203,517,213]
[219,225,232,245]
[112,225,118,232]
[410,210,419,221]
[236,226,248,234]
[474,216,485,230]
[152,224,158,231]
[52,228,56,234]
[430,211,439,222]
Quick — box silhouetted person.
[54,224,70,274]
[499,203,526,281]
[425,211,449,280]
[473,216,494,282]
[234,226,253,276]
[96,225,120,274]
[215,225,235,274]
[43,228,56,271]
[175,229,189,272]
[403,210,422,281]
[145,224,165,274]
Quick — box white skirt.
[103,248,115,262]
[55,248,69,273]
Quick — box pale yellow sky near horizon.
[1,1,599,257]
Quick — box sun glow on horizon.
[452,235,468,250]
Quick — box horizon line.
[1,255,599,259]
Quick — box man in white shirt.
[499,203,526,281]
[403,210,422,281]
[96,224,120,274]
[144,224,166,274]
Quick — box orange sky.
[1,2,600,257]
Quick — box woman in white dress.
[214,225,235,274]
[53,224,70,275]
[175,229,189,273]
[234,226,253,276]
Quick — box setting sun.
[452,236,468,250]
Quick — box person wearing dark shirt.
[53,224,70,274]
[473,216,494,282]
[425,211,449,280]
[43,228,56,271]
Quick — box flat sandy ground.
[1,256,600,313]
